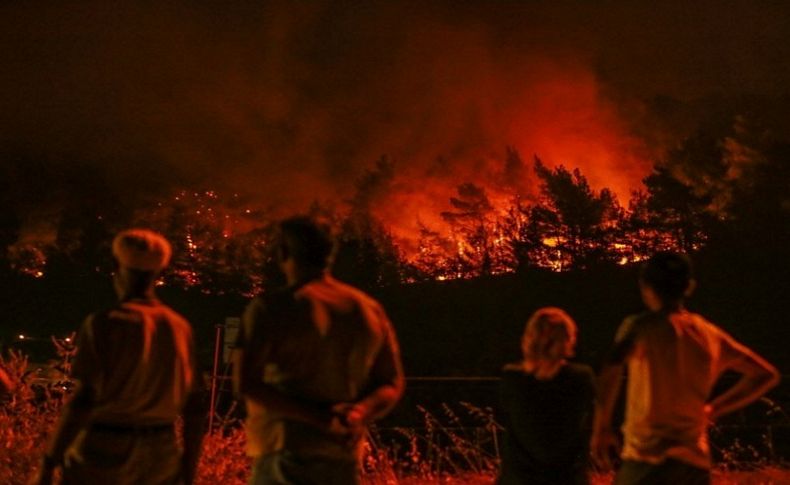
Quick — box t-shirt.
[72,298,198,426]
[235,274,402,460]
[497,362,595,485]
[611,310,753,470]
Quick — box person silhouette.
[592,252,780,485]
[497,307,595,485]
[233,216,405,485]
[31,229,205,485]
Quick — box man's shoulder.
[629,309,713,327]
[678,311,730,339]
[621,310,679,335]
[681,310,717,327]
[79,306,136,347]
[92,301,192,332]
[308,276,386,314]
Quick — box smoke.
[2,1,790,247]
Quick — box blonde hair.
[521,307,577,379]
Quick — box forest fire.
[2,3,790,485]
[5,150,697,293]
[7,108,771,294]
[1,0,785,295]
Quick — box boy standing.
[592,252,779,484]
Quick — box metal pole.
[208,324,222,434]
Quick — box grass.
[2,348,789,485]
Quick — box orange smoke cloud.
[0,1,683,252]
[361,55,651,249]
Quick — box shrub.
[2,342,788,485]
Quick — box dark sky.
[2,1,790,241]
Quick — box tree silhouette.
[127,190,275,295]
[334,156,404,289]
[633,165,715,252]
[413,222,456,279]
[440,182,506,276]
[501,146,530,194]
[335,215,403,289]
[723,140,790,253]
[512,158,622,270]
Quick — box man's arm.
[342,315,405,427]
[32,316,98,484]
[590,317,636,470]
[31,382,94,485]
[707,336,780,421]
[591,363,624,470]
[233,348,335,429]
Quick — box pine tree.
[513,158,622,270]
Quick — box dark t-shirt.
[497,362,595,485]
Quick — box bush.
[2,344,789,485]
[0,350,64,485]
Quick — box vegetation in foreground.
[2,348,789,485]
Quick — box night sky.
[3,1,790,242]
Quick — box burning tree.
[413,222,457,280]
[437,183,515,278]
[333,156,410,289]
[628,166,713,253]
[510,158,623,271]
[10,115,787,290]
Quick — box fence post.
[208,323,223,434]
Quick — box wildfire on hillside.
[5,165,695,293]
[2,1,787,298]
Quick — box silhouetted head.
[521,307,577,380]
[111,229,171,299]
[276,216,336,283]
[639,251,696,311]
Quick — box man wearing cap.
[233,216,405,485]
[31,229,206,485]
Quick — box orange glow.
[542,237,561,248]
[7,180,687,287]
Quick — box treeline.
[2,116,788,295]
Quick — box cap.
[112,229,172,272]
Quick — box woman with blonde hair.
[497,307,595,485]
